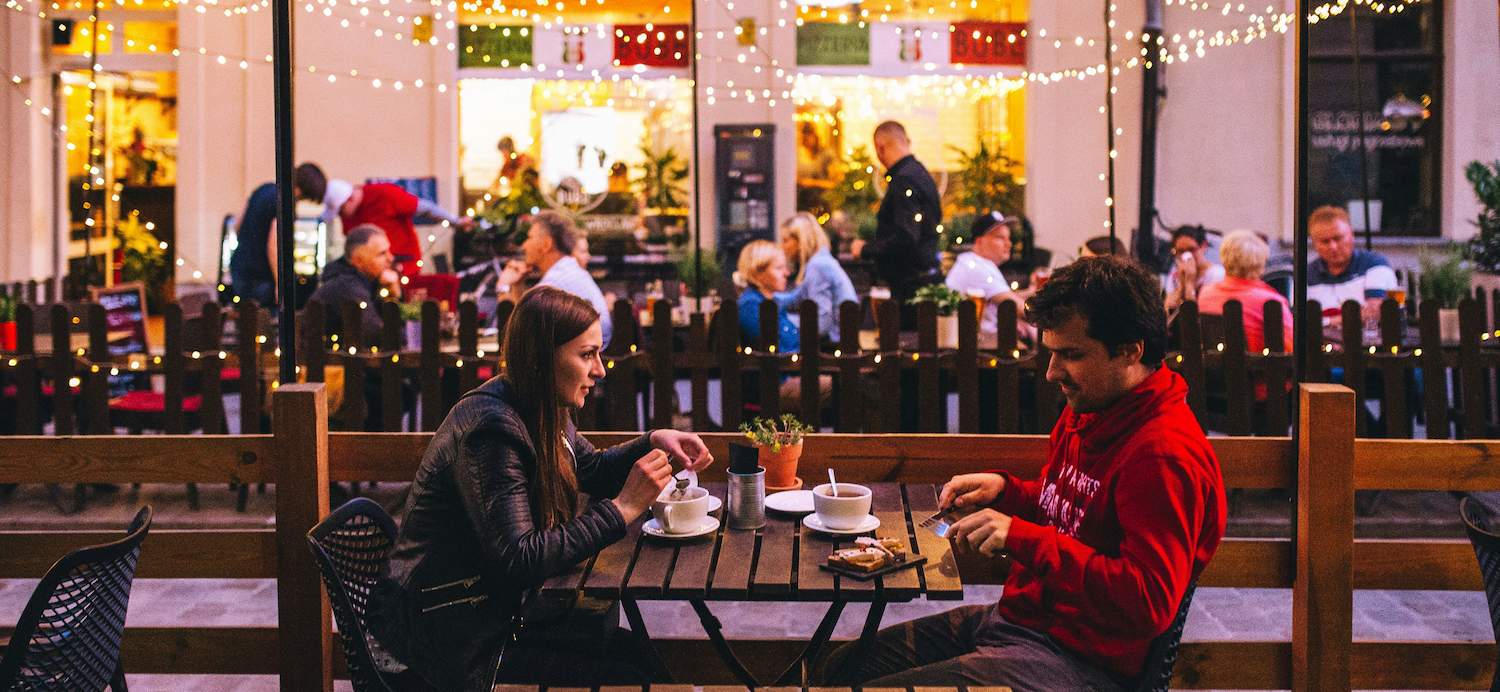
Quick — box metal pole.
[272,0,296,384]
[1104,0,1118,247]
[1349,5,1375,250]
[1294,0,1310,406]
[1135,0,1164,265]
[689,0,703,301]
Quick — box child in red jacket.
[818,256,1227,691]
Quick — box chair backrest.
[0,506,152,692]
[1133,579,1198,692]
[1459,497,1500,646]
[305,498,399,692]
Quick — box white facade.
[2,0,1497,284]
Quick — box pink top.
[1197,276,1294,352]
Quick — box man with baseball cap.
[324,179,475,279]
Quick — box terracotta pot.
[936,313,959,349]
[0,322,14,352]
[758,441,804,488]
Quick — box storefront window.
[1307,1,1442,236]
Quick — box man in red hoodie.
[818,255,1226,690]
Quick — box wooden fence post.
[1294,383,1354,692]
[273,383,331,692]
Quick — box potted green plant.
[1419,245,1474,343]
[1464,160,1500,296]
[675,252,722,313]
[398,300,424,351]
[907,283,967,349]
[740,414,813,490]
[0,292,16,352]
[636,138,690,245]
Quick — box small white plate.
[766,489,815,514]
[643,515,720,539]
[802,513,880,535]
[706,495,722,513]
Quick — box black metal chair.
[1133,580,1198,692]
[306,497,412,692]
[1459,497,1500,692]
[0,506,152,692]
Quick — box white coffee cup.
[812,483,872,531]
[652,486,711,534]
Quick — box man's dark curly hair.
[1024,255,1167,366]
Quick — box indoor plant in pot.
[0,292,15,352]
[907,283,967,349]
[675,251,722,314]
[1464,159,1500,296]
[1419,245,1474,343]
[740,413,813,490]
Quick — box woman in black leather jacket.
[370,286,714,691]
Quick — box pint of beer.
[966,288,986,321]
[870,286,892,320]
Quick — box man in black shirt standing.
[229,162,327,310]
[850,121,943,320]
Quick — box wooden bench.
[0,383,1495,690]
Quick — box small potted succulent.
[1419,245,1474,343]
[907,283,967,349]
[0,292,16,352]
[398,300,424,351]
[740,413,813,490]
[675,252,722,314]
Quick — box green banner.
[459,24,533,68]
[796,23,870,66]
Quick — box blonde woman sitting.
[778,212,859,345]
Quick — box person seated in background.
[945,211,1035,345]
[1079,235,1128,258]
[1197,230,1294,353]
[1306,205,1396,325]
[308,224,399,341]
[1163,225,1225,313]
[229,162,327,310]
[736,239,831,414]
[498,211,613,346]
[371,286,715,690]
[778,212,858,345]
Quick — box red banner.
[949,21,1026,66]
[613,24,691,67]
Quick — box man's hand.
[938,473,1007,511]
[379,269,402,298]
[850,239,866,258]
[649,430,715,472]
[948,509,1013,557]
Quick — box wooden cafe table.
[539,482,966,687]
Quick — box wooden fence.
[0,383,1496,690]
[3,289,1498,441]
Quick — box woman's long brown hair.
[500,286,600,528]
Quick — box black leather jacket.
[370,377,653,691]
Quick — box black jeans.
[492,596,655,686]
[815,605,1125,692]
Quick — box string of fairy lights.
[6,0,1430,247]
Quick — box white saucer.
[643,515,720,539]
[765,489,815,514]
[802,513,880,535]
[706,495,722,513]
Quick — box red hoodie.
[992,366,1226,680]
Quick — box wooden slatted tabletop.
[540,483,964,603]
[495,684,1013,692]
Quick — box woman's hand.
[650,430,715,473]
[612,449,672,524]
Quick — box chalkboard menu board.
[90,282,150,395]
